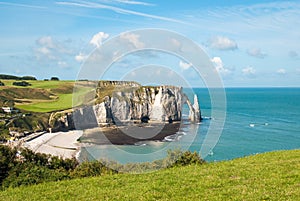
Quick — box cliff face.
[93,86,183,125]
[51,82,201,131]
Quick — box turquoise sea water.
[80,88,300,163]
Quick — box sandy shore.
[24,130,83,159]
[24,122,181,159]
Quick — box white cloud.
[90,32,109,47]
[114,0,155,6]
[208,36,238,51]
[171,38,181,48]
[37,47,51,55]
[242,67,256,77]
[58,61,68,68]
[211,57,232,76]
[75,52,87,62]
[277,68,286,74]
[56,1,188,24]
[247,48,267,58]
[35,36,74,62]
[179,60,192,70]
[37,36,56,49]
[120,33,144,48]
[0,2,46,9]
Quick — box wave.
[249,122,269,127]
[134,142,147,146]
[163,135,177,142]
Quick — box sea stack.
[189,94,201,123]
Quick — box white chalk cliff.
[51,82,201,131]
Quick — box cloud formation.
[34,36,76,68]
[114,0,155,6]
[211,57,232,76]
[120,32,144,48]
[208,36,238,51]
[242,67,256,77]
[56,1,187,24]
[277,68,286,74]
[35,36,59,60]
[75,52,87,62]
[247,48,267,58]
[179,60,192,70]
[90,32,109,47]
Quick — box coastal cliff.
[50,81,201,131]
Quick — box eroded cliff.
[50,81,201,131]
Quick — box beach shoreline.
[24,130,83,159]
[24,122,181,159]
[79,122,181,145]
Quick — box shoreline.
[24,130,83,159]
[24,122,182,159]
[79,122,181,145]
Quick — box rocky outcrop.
[188,95,201,122]
[51,82,201,131]
[92,86,183,125]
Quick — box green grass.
[16,93,74,113]
[0,80,78,112]
[0,80,73,89]
[1,150,299,200]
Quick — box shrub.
[71,161,116,178]
[0,145,17,184]
[1,163,69,188]
[12,81,31,87]
[21,76,37,80]
[50,77,59,81]
[172,150,205,167]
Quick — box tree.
[50,77,59,81]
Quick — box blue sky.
[0,0,299,87]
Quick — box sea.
[79,88,300,163]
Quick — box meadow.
[0,80,91,113]
[1,149,299,200]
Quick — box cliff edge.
[50,81,201,131]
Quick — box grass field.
[1,149,299,200]
[0,80,94,113]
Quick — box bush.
[0,146,205,189]
[0,145,17,184]
[172,150,205,167]
[12,81,31,87]
[1,163,69,188]
[0,74,36,80]
[21,76,37,80]
[71,161,116,178]
[0,81,4,86]
[50,77,59,81]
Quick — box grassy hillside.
[0,80,96,113]
[2,80,76,113]
[0,80,75,113]
[1,150,299,200]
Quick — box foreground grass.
[1,150,299,200]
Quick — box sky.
[0,0,300,87]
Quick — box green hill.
[1,150,299,200]
[0,80,75,113]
